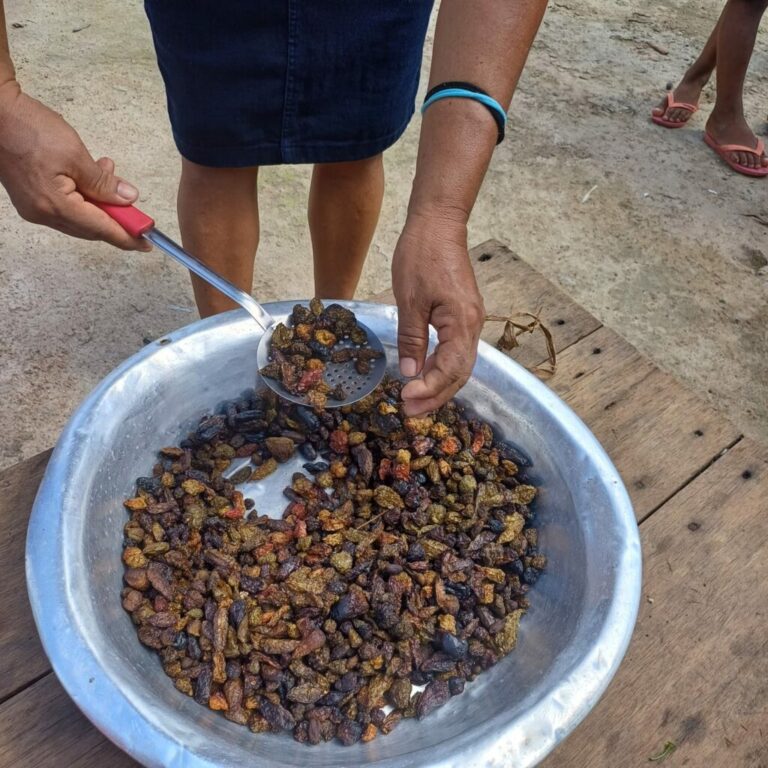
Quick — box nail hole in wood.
[574,371,584,379]
[592,347,602,355]
[693,429,704,437]
[555,319,566,326]
[687,521,701,532]
[742,469,753,480]
[478,253,493,262]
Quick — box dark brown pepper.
[260,300,383,402]
[416,679,451,719]
[121,371,543,747]
[260,697,296,731]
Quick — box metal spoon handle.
[94,201,274,331]
[144,229,273,330]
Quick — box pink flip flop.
[651,91,698,128]
[704,132,768,178]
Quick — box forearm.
[409,0,547,221]
[0,1,17,87]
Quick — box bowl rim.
[26,300,641,768]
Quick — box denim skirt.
[144,1,434,167]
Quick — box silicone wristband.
[421,83,506,144]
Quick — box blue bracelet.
[421,84,507,144]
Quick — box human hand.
[0,82,149,250]
[392,208,485,416]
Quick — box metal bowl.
[26,301,641,768]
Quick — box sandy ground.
[0,0,766,470]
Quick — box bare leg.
[706,0,768,169]
[653,11,721,123]
[177,158,260,317]
[308,154,384,300]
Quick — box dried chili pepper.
[259,300,383,402]
[121,374,544,746]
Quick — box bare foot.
[652,78,705,124]
[706,112,768,171]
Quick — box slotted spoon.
[96,202,386,406]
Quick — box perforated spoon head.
[256,320,387,407]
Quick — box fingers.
[0,92,148,248]
[396,295,431,378]
[45,174,150,251]
[55,154,148,250]
[400,301,484,416]
[401,338,474,416]
[71,151,139,205]
[391,215,482,416]
[96,156,115,175]
[59,197,151,250]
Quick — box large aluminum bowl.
[26,301,641,768]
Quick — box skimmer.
[97,202,387,407]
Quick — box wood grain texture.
[369,239,602,366]
[0,450,51,702]
[545,326,742,520]
[371,240,741,521]
[0,673,139,767]
[0,242,758,766]
[541,438,768,768]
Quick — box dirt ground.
[0,0,766,470]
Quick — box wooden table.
[1,241,766,767]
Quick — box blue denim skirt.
[144,1,434,167]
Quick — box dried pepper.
[121,375,545,746]
[260,300,384,404]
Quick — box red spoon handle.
[93,201,155,238]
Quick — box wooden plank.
[0,241,752,767]
[0,673,138,767]
[541,438,768,768]
[0,450,51,702]
[546,326,742,520]
[372,242,741,520]
[369,239,602,366]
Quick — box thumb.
[71,153,139,204]
[396,297,431,378]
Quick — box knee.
[180,158,259,188]
[315,153,383,181]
